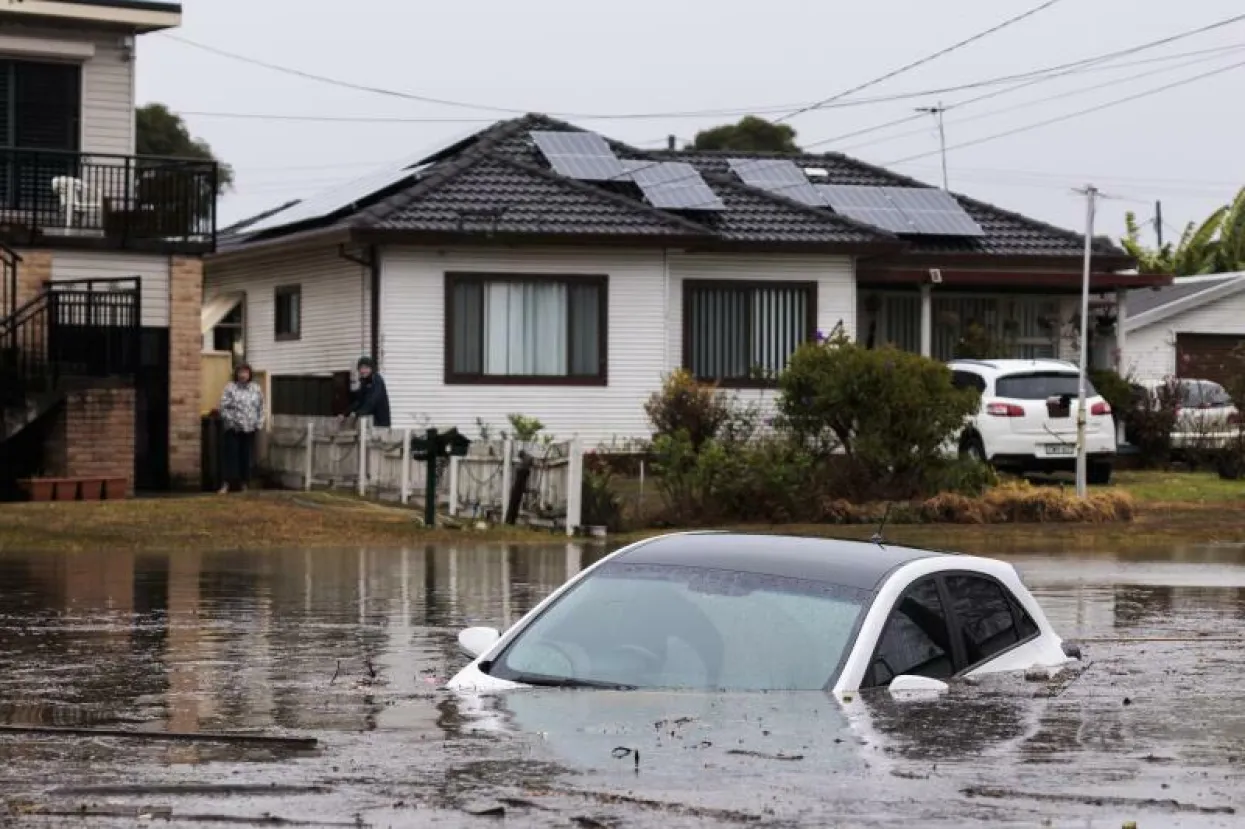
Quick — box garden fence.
[261,415,584,535]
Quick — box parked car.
[1127,378,1240,454]
[446,532,1075,695]
[948,359,1117,484]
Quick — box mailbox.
[410,427,472,527]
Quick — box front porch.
[855,266,1169,368]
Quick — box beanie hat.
[357,356,376,370]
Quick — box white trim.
[1124,274,1245,333]
[0,2,180,32]
[0,34,96,60]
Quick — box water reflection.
[0,544,606,736]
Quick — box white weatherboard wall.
[51,251,169,327]
[205,247,371,375]
[1122,293,1245,381]
[0,24,135,155]
[379,247,856,446]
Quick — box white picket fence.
[261,415,584,535]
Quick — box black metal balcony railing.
[1,278,141,415]
[0,148,218,253]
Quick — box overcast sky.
[136,0,1245,244]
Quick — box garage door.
[1175,333,1245,386]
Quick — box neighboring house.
[203,114,1162,446]
[1119,272,1245,386]
[0,0,217,497]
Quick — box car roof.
[948,358,1079,377]
[614,533,949,592]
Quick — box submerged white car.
[447,533,1074,695]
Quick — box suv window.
[866,578,953,688]
[944,575,1034,665]
[995,372,1097,400]
[951,370,986,393]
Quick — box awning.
[201,292,243,336]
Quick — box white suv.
[948,359,1118,485]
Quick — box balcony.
[0,148,218,255]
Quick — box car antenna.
[871,503,892,547]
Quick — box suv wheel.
[1087,460,1113,486]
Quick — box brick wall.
[45,387,137,495]
[168,256,203,487]
[14,248,51,306]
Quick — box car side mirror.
[458,626,501,659]
[888,675,950,696]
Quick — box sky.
[135,0,1245,245]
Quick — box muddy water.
[0,542,1243,827]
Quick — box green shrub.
[1089,368,1133,420]
[1125,378,1180,468]
[580,452,625,531]
[644,369,734,452]
[776,332,980,499]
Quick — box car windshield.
[1179,380,1232,408]
[995,371,1097,400]
[487,562,871,691]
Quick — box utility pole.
[916,103,949,189]
[1074,185,1098,499]
[1155,200,1164,248]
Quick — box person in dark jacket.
[340,356,391,428]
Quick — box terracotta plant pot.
[53,480,79,501]
[20,478,55,502]
[103,478,127,500]
[78,479,104,501]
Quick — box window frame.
[681,279,818,389]
[861,569,1042,689]
[273,284,302,342]
[442,271,609,387]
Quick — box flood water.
[1,541,1243,827]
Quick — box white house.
[203,114,1163,447]
[1120,272,1245,385]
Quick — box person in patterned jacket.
[217,363,265,494]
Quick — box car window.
[995,372,1097,400]
[944,575,1028,665]
[1181,380,1232,408]
[489,562,870,691]
[866,578,953,688]
[951,370,986,393]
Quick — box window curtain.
[484,282,568,375]
[750,287,807,376]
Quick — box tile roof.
[226,112,1131,266]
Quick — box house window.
[445,273,607,384]
[0,59,83,209]
[683,281,816,385]
[274,285,301,341]
[212,303,245,358]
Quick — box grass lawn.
[0,471,1242,554]
[1111,470,1245,504]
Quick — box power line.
[773,0,1066,123]
[884,57,1245,166]
[835,46,1245,155]
[803,41,1245,150]
[163,12,1245,126]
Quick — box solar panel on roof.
[239,157,428,236]
[815,185,915,234]
[882,187,985,237]
[531,130,628,181]
[727,159,823,207]
[630,161,724,211]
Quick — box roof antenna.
[870,503,891,547]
